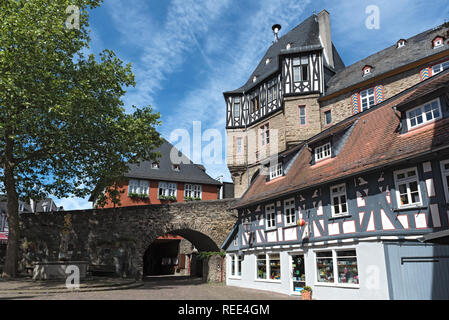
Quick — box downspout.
[220,255,224,283]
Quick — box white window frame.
[229,254,242,279]
[393,167,422,209]
[184,184,202,199]
[255,253,281,282]
[406,98,442,130]
[397,40,406,48]
[265,204,276,230]
[269,162,283,180]
[158,181,177,198]
[363,67,371,76]
[330,183,349,217]
[128,179,150,196]
[431,60,449,76]
[440,160,449,203]
[151,162,160,169]
[292,56,309,82]
[315,142,331,162]
[434,38,444,48]
[314,248,360,288]
[284,198,296,226]
[360,87,376,111]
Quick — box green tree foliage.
[0,0,163,277]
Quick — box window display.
[337,250,359,284]
[257,254,267,279]
[316,251,334,283]
[269,254,281,280]
[292,255,306,293]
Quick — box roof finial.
[272,24,282,42]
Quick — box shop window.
[257,253,281,281]
[316,251,334,283]
[336,250,359,285]
[257,254,267,279]
[393,167,422,208]
[230,254,242,278]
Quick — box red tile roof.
[232,71,449,209]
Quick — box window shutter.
[351,93,360,115]
[374,85,384,104]
[420,67,431,81]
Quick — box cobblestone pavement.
[0,276,300,300]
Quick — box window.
[330,183,348,217]
[299,106,306,125]
[394,167,422,208]
[315,142,331,162]
[158,182,177,198]
[257,254,267,279]
[433,37,444,48]
[184,184,202,199]
[316,250,359,286]
[397,40,406,48]
[360,88,375,111]
[128,179,150,195]
[250,97,259,113]
[325,110,332,125]
[406,98,442,129]
[257,253,281,281]
[293,56,309,82]
[172,164,180,171]
[316,251,334,283]
[284,198,296,226]
[336,250,359,285]
[440,160,449,203]
[230,254,242,278]
[268,84,277,103]
[234,97,241,118]
[269,162,283,180]
[236,137,243,155]
[260,124,270,146]
[432,60,449,76]
[265,204,276,230]
[151,162,160,169]
[363,66,372,76]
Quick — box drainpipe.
[221,255,224,283]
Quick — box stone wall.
[18,199,237,281]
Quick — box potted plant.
[301,286,312,300]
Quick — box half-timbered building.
[222,14,449,299]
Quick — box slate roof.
[0,197,62,214]
[325,23,449,96]
[231,69,449,209]
[224,14,345,95]
[124,139,222,186]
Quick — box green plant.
[197,251,226,260]
[302,286,312,292]
[184,196,202,201]
[159,195,177,201]
[128,193,148,200]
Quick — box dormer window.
[269,162,283,180]
[286,43,292,50]
[253,76,257,83]
[172,164,180,171]
[293,56,309,82]
[362,65,373,76]
[151,161,160,169]
[406,98,442,130]
[315,142,331,162]
[265,58,271,65]
[433,36,444,48]
[397,39,406,48]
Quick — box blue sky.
[56,0,449,210]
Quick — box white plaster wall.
[226,241,391,300]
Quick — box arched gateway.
[18,199,236,279]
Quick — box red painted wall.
[101,179,219,208]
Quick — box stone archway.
[19,199,236,280]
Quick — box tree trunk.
[2,135,19,278]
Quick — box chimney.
[318,10,334,69]
[272,24,282,42]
